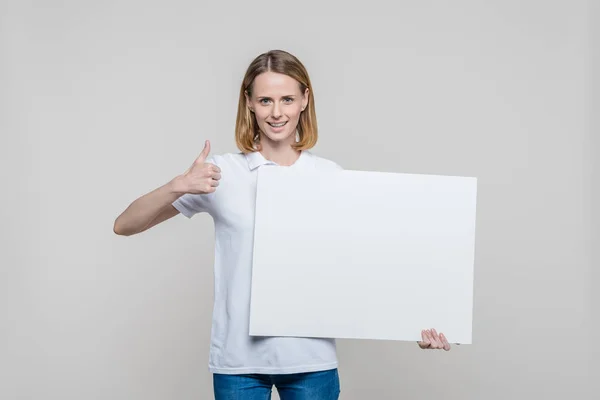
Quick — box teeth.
[270,122,286,127]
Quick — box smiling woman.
[114,49,451,400]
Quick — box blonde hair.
[235,50,318,153]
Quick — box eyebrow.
[256,95,296,99]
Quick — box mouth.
[268,121,288,128]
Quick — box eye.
[283,97,294,103]
[259,98,271,105]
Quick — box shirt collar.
[245,150,312,171]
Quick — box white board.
[249,167,477,344]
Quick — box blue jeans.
[213,368,341,400]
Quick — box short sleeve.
[171,155,218,219]
[172,193,212,218]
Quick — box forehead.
[252,72,301,96]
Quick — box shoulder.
[206,152,248,169]
[306,151,344,171]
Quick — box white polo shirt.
[172,150,342,375]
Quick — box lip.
[267,120,288,133]
[267,121,288,126]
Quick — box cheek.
[254,110,268,123]
[290,107,302,119]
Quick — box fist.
[182,140,221,194]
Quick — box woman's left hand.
[417,329,451,351]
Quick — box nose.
[271,102,282,118]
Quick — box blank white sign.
[249,167,477,344]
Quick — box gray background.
[1,0,596,399]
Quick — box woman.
[114,49,451,400]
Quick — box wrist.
[169,175,189,195]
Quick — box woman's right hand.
[179,140,221,195]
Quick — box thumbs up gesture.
[181,140,221,195]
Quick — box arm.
[113,176,187,236]
[113,140,220,236]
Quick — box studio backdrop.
[1,1,596,399]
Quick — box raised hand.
[417,329,451,351]
[181,140,221,195]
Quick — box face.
[245,71,309,147]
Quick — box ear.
[302,87,309,111]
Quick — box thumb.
[196,140,211,163]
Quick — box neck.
[258,137,301,167]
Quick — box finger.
[431,329,441,346]
[210,178,220,187]
[440,333,451,351]
[211,172,222,181]
[196,140,211,163]
[210,164,221,173]
[427,330,441,349]
[418,330,430,348]
[424,330,435,349]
